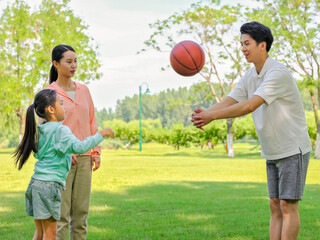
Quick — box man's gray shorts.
[266,152,310,200]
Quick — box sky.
[1,0,256,110]
[77,0,200,110]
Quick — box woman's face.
[54,50,77,79]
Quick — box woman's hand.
[71,154,78,166]
[91,155,101,171]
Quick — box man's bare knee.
[280,199,299,215]
[270,198,282,216]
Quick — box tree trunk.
[17,107,25,142]
[316,84,320,159]
[310,90,320,158]
[315,122,320,159]
[227,118,234,158]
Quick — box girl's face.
[54,50,77,79]
[53,95,65,122]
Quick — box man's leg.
[274,152,309,240]
[269,198,282,240]
[70,156,92,240]
[267,160,283,240]
[280,200,299,240]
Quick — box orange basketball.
[170,40,205,77]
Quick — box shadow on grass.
[88,182,319,240]
[0,151,13,155]
[1,182,319,240]
[163,151,262,159]
[114,151,262,160]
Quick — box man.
[191,21,312,240]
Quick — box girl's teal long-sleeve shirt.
[32,122,103,186]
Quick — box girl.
[13,89,114,240]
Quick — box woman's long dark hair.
[13,89,57,170]
[49,44,76,84]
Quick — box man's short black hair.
[240,21,274,52]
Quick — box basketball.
[170,40,205,77]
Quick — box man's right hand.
[191,108,205,131]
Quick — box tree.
[169,123,192,150]
[247,0,320,156]
[0,0,102,140]
[95,107,115,129]
[141,0,248,157]
[35,0,102,84]
[0,111,20,148]
[0,0,35,140]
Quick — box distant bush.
[100,138,124,150]
[305,111,316,148]
[102,116,260,150]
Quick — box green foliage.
[103,119,138,148]
[95,107,115,129]
[0,0,35,112]
[110,82,218,127]
[300,87,315,111]
[101,116,260,151]
[168,123,193,150]
[247,0,319,84]
[94,84,313,151]
[305,111,317,148]
[0,112,20,148]
[0,0,102,141]
[99,138,124,150]
[234,115,257,140]
[34,0,102,85]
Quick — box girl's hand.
[100,128,115,138]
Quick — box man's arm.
[192,95,265,128]
[208,96,239,112]
[193,96,238,114]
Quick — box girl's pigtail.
[13,104,38,170]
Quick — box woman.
[46,44,101,240]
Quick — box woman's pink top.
[46,81,101,156]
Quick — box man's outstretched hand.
[191,108,206,131]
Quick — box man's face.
[241,34,264,63]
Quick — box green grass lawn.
[0,143,319,239]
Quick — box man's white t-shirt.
[228,56,312,160]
